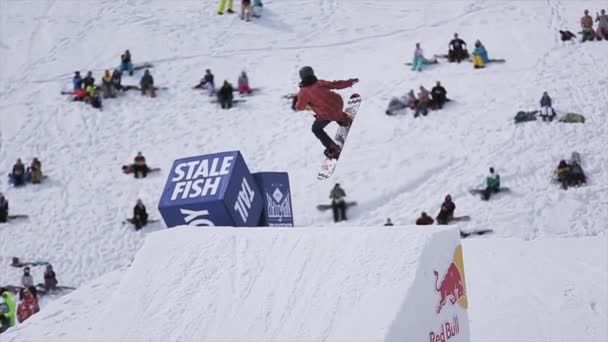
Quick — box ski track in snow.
[0,0,606,335]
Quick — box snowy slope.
[0,0,607,340]
[3,229,605,342]
[3,227,468,342]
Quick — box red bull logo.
[433,244,468,314]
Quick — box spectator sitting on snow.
[482,167,501,200]
[431,81,447,109]
[28,158,43,184]
[16,287,39,323]
[73,71,83,90]
[120,50,134,76]
[131,199,149,231]
[414,86,430,117]
[21,267,34,288]
[435,195,456,225]
[133,152,148,178]
[140,69,155,97]
[237,71,252,94]
[384,218,394,226]
[11,159,26,186]
[43,265,58,292]
[554,160,571,190]
[416,212,434,225]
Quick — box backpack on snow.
[514,110,537,123]
[559,113,585,123]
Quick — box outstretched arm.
[320,79,358,90]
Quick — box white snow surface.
[0,0,607,340]
[3,227,467,342]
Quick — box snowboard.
[10,257,49,268]
[469,187,510,195]
[210,98,246,104]
[317,93,362,180]
[121,166,161,175]
[316,201,357,211]
[450,216,471,222]
[122,218,160,225]
[404,58,439,66]
[434,54,505,63]
[460,229,494,238]
[1,215,29,223]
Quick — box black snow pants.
[312,119,334,149]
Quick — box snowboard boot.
[227,9,234,13]
[324,143,342,159]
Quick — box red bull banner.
[429,243,469,342]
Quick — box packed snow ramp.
[23,227,469,342]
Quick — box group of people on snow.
[0,265,59,333]
[9,158,43,186]
[386,81,447,116]
[217,0,264,20]
[410,35,489,70]
[554,156,586,190]
[194,69,253,109]
[580,9,608,42]
[70,50,157,109]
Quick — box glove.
[350,78,359,84]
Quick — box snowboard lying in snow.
[1,284,76,297]
[121,165,161,175]
[10,257,49,268]
[0,215,29,224]
[316,201,358,211]
[318,93,362,180]
[434,54,506,63]
[460,229,494,238]
[210,98,246,104]
[122,218,160,225]
[469,187,511,195]
[404,58,439,66]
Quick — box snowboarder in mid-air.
[294,66,358,159]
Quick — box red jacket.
[295,79,355,121]
[17,297,39,323]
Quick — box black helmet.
[299,66,315,80]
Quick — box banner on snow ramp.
[253,172,294,227]
[158,151,263,227]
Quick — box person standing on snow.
[580,10,596,42]
[217,0,234,15]
[294,66,358,159]
[539,91,556,121]
[140,69,155,97]
[241,0,252,21]
[252,0,263,17]
[596,9,608,40]
[0,193,8,223]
